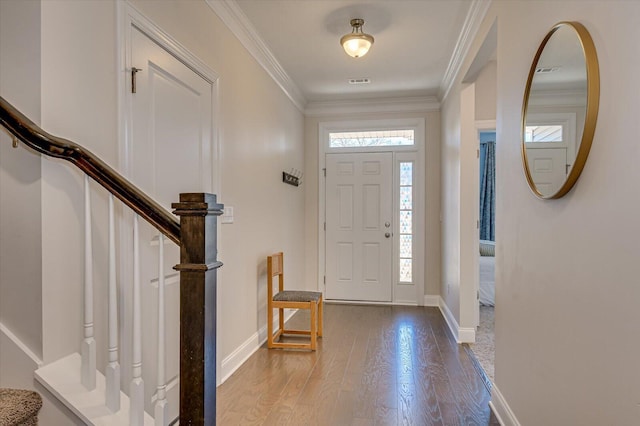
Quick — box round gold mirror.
[521,21,599,199]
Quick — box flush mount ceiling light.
[340,18,374,58]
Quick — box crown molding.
[528,89,587,107]
[205,0,307,112]
[305,96,440,117]
[439,0,492,102]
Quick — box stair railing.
[0,95,221,425]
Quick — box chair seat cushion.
[273,290,322,303]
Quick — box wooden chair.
[267,252,323,350]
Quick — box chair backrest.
[267,252,284,300]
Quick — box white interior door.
[525,146,567,195]
[130,26,213,418]
[325,152,393,302]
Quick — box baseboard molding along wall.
[438,297,475,343]
[0,321,43,371]
[219,308,296,385]
[458,326,476,343]
[424,294,440,307]
[490,384,520,426]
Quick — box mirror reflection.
[522,22,598,199]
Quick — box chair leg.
[317,297,323,338]
[310,302,317,351]
[267,305,273,348]
[278,307,284,335]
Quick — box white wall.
[497,2,640,423]
[38,0,306,373]
[40,0,117,368]
[2,0,304,399]
[443,1,640,423]
[127,0,305,363]
[441,36,497,332]
[304,110,441,299]
[0,0,43,362]
[0,2,88,423]
[475,60,497,122]
[440,88,462,318]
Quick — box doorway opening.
[460,20,497,383]
[476,127,496,383]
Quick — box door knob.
[385,232,391,238]
[385,222,391,228]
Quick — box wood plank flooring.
[217,304,499,425]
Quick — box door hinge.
[477,148,480,158]
[131,67,142,93]
[324,222,326,231]
[323,276,326,285]
[477,290,480,300]
[323,168,326,177]
[477,220,479,229]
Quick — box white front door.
[129,26,214,418]
[525,146,567,195]
[325,152,393,302]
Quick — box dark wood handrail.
[0,96,180,244]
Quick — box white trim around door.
[318,118,426,305]
[117,1,222,385]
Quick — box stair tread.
[0,388,42,425]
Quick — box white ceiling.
[531,24,588,91]
[232,0,473,103]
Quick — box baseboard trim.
[0,321,43,367]
[459,326,476,343]
[490,384,520,426]
[438,297,475,343]
[438,298,461,342]
[219,308,296,385]
[219,331,259,385]
[424,294,440,307]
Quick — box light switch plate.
[221,206,234,224]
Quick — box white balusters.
[130,214,144,425]
[81,175,96,390]
[78,183,174,421]
[105,194,120,412]
[154,234,168,426]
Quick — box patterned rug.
[469,305,495,383]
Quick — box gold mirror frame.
[521,21,600,199]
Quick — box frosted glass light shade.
[340,18,374,58]
[341,35,374,58]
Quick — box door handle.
[385,222,391,228]
[385,232,391,238]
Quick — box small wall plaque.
[282,170,302,187]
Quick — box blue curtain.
[479,141,495,241]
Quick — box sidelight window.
[399,162,413,283]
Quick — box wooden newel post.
[172,193,223,425]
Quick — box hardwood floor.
[217,304,500,425]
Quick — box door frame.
[318,118,426,305]
[119,3,220,192]
[474,120,496,327]
[117,2,222,386]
